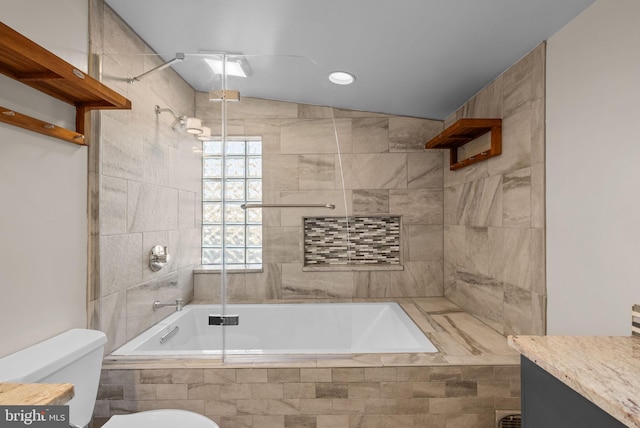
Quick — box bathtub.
[111,302,438,356]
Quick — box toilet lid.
[102,409,219,428]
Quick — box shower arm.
[241,203,335,210]
[154,105,185,130]
[128,52,185,84]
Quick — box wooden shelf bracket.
[0,22,131,145]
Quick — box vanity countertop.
[508,335,640,428]
[0,382,74,405]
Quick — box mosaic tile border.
[303,216,401,268]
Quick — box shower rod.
[240,203,335,210]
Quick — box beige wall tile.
[339,154,407,190]
[284,383,315,399]
[100,233,143,297]
[299,155,336,190]
[156,384,188,400]
[281,263,354,299]
[461,76,504,119]
[252,384,284,399]
[205,399,238,416]
[488,106,532,176]
[263,155,299,191]
[226,97,298,120]
[388,261,443,297]
[352,118,389,153]
[268,399,301,415]
[407,152,444,189]
[100,176,128,235]
[268,369,301,383]
[300,369,332,383]
[348,383,381,398]
[352,190,389,215]
[364,368,396,382]
[389,189,443,225]
[252,415,285,428]
[188,384,221,400]
[531,162,545,229]
[237,369,269,383]
[281,119,352,154]
[332,368,365,383]
[502,167,531,227]
[318,414,349,428]
[404,225,443,262]
[389,117,443,152]
[412,382,446,398]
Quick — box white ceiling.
[104,0,595,120]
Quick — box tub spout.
[153,298,184,311]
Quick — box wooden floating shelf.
[425,118,502,170]
[0,22,131,145]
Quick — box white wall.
[0,0,90,357]
[546,0,640,335]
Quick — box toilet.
[0,329,219,428]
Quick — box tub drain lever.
[209,314,240,326]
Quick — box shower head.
[154,105,203,135]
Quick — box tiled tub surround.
[443,43,547,336]
[304,216,401,269]
[96,298,520,428]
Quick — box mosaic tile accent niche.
[303,216,401,269]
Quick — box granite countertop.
[508,335,640,428]
[0,382,74,405]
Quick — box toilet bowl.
[0,329,218,428]
[103,409,217,428]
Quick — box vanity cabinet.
[521,357,626,427]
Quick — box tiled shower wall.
[89,1,546,346]
[443,43,546,335]
[89,0,203,354]
[193,97,445,301]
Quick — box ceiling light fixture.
[204,56,252,78]
[183,117,203,135]
[328,71,356,85]
[197,126,212,141]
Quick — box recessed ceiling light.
[328,71,356,85]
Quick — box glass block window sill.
[194,264,264,274]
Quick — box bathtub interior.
[111,302,437,356]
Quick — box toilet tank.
[0,329,107,428]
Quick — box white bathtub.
[111,302,438,356]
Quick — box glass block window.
[202,138,262,269]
